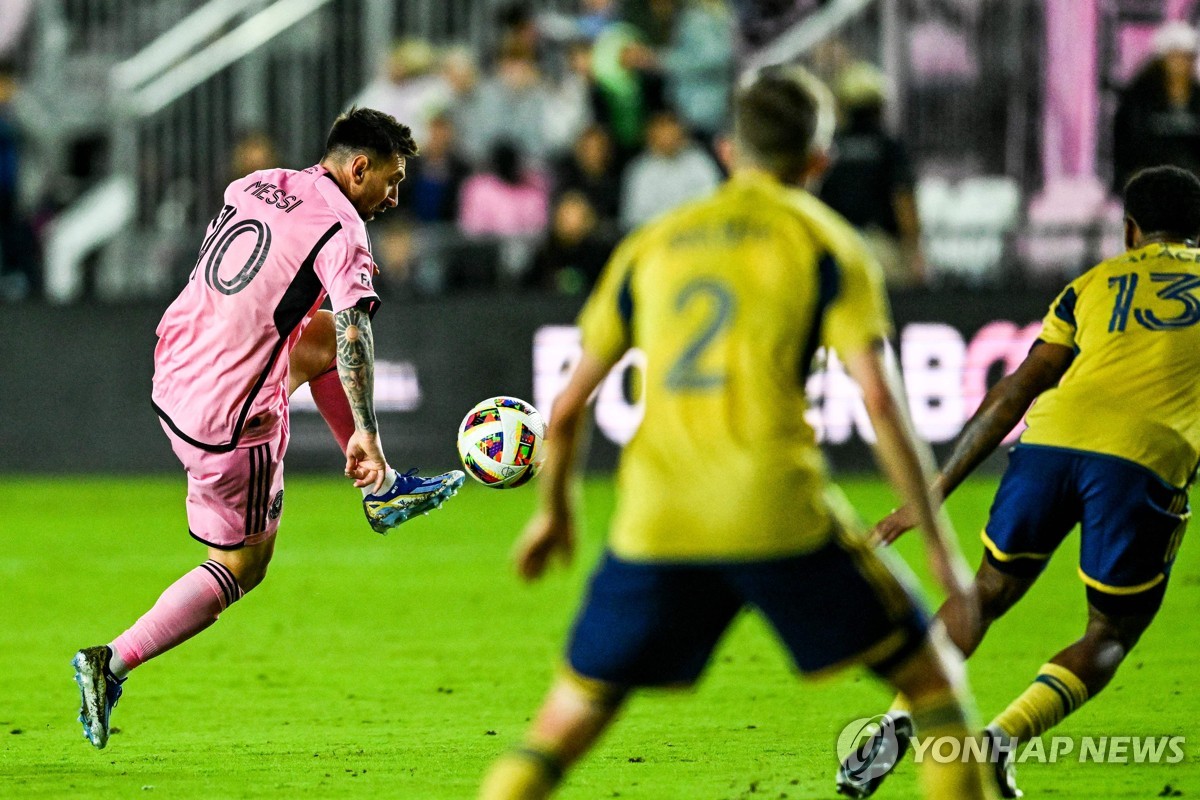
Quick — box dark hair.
[846,103,885,133]
[1122,57,1199,108]
[1124,165,1200,241]
[647,108,682,127]
[735,66,829,178]
[324,106,418,161]
[491,140,523,185]
[497,0,534,28]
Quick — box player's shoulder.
[626,177,782,248]
[1071,247,1154,293]
[623,177,872,270]
[783,188,870,253]
[610,200,696,262]
[749,187,879,287]
[729,175,872,257]
[300,167,370,249]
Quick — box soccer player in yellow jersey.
[841,165,1200,798]
[479,66,994,800]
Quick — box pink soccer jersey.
[152,166,379,452]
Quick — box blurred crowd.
[0,0,932,302]
[7,2,1200,301]
[348,0,932,298]
[355,0,737,298]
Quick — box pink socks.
[110,560,243,675]
[308,366,354,452]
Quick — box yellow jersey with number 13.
[576,170,892,561]
[1024,243,1200,488]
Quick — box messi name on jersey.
[243,180,305,213]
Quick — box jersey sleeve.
[313,228,380,315]
[576,232,640,366]
[1038,279,1081,349]
[820,238,893,360]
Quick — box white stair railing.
[743,0,882,73]
[111,0,273,95]
[118,0,334,117]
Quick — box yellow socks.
[478,746,562,800]
[991,663,1089,741]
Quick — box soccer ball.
[456,396,546,488]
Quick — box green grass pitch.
[1,475,1197,798]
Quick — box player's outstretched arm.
[515,352,612,581]
[335,306,387,492]
[874,340,1074,545]
[844,343,972,601]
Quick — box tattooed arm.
[335,306,378,433]
[335,306,387,489]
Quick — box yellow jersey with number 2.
[577,170,892,561]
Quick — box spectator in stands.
[733,0,808,48]
[1113,22,1200,193]
[620,109,721,229]
[0,61,36,300]
[527,191,615,294]
[539,0,618,47]
[374,220,418,296]
[354,38,448,146]
[623,0,680,48]
[809,36,856,88]
[544,39,597,159]
[555,124,621,226]
[440,46,490,166]
[229,130,279,181]
[662,0,735,145]
[459,140,549,238]
[622,0,736,147]
[578,0,618,40]
[383,110,481,298]
[496,1,541,63]
[819,62,925,287]
[397,112,469,225]
[475,42,552,163]
[591,22,666,160]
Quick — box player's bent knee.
[209,541,275,594]
[1085,601,1158,653]
[975,562,1033,621]
[234,563,270,593]
[553,668,628,715]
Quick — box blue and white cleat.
[836,711,914,798]
[72,645,124,749]
[363,468,465,533]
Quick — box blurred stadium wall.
[2,290,1051,473]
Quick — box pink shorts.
[161,415,290,550]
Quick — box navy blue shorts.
[566,530,928,688]
[983,445,1189,613]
